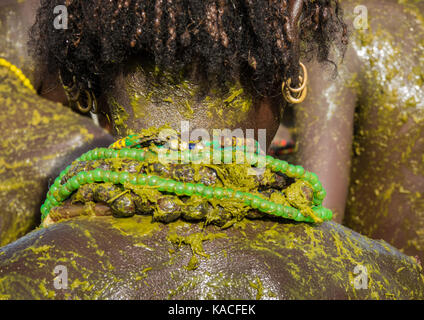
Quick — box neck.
[102,61,281,151]
[104,61,275,142]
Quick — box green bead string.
[41,168,332,224]
[40,143,332,224]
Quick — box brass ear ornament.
[75,89,94,113]
[61,74,98,114]
[282,62,308,104]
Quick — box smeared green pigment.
[42,127,331,227]
[2,0,424,299]
[110,64,253,135]
[167,231,227,270]
[1,214,423,299]
[342,0,424,259]
[0,61,104,246]
[204,84,252,127]
[109,97,133,137]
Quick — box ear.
[287,0,304,86]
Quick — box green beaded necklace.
[40,134,332,227]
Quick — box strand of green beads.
[41,142,331,224]
[51,146,326,207]
[41,168,332,225]
[41,148,147,220]
[47,147,145,188]
[112,137,325,205]
[143,146,326,206]
[263,155,326,205]
[111,137,328,211]
[109,134,141,149]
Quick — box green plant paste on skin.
[41,127,332,229]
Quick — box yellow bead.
[23,79,31,86]
[0,58,34,92]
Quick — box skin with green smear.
[294,0,424,260]
[2,75,424,299]
[0,1,114,245]
[344,0,424,259]
[0,0,65,101]
[1,215,424,299]
[109,62,253,138]
[1,0,424,300]
[40,138,328,226]
[0,60,114,246]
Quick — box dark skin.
[0,0,36,73]
[2,216,424,300]
[0,0,114,245]
[2,46,424,300]
[293,0,424,260]
[105,58,281,148]
[0,0,66,103]
[1,0,424,299]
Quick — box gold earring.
[75,90,93,113]
[282,62,308,104]
[60,74,98,114]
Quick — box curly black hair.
[29,0,347,97]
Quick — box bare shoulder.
[338,0,424,131]
[0,216,423,299]
[0,68,114,245]
[342,0,424,59]
[341,0,424,258]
